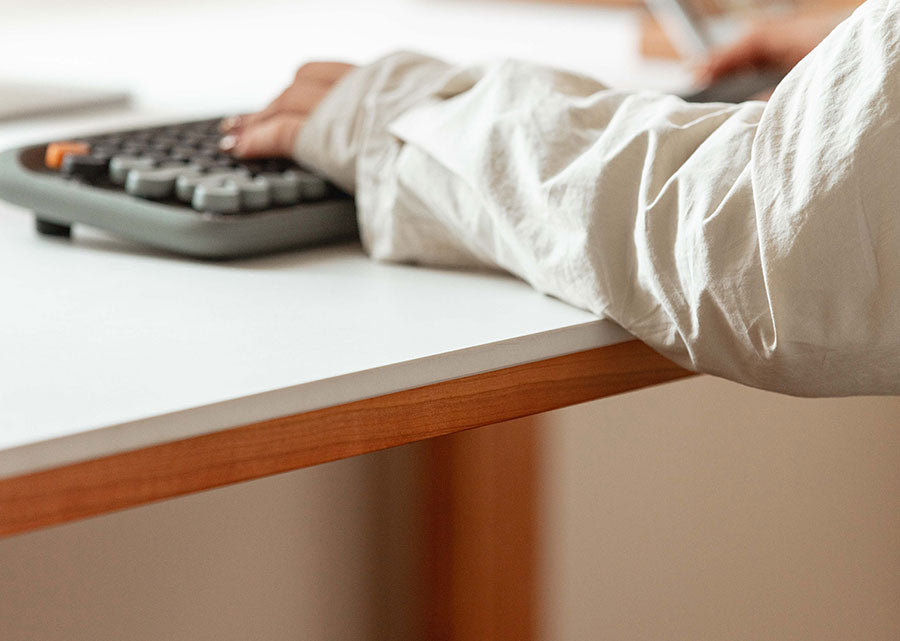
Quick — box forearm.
[294,0,900,396]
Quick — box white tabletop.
[0,195,630,478]
[0,0,690,479]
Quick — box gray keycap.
[289,170,328,200]
[125,163,202,200]
[175,173,205,203]
[191,175,240,214]
[259,172,301,206]
[176,167,248,203]
[236,175,271,210]
[191,172,270,214]
[109,156,155,184]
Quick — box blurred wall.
[539,375,900,641]
[0,453,391,641]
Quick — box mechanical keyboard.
[0,118,358,258]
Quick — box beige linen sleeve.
[296,0,900,397]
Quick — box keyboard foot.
[35,217,72,238]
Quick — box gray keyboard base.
[0,143,358,260]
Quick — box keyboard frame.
[0,121,359,259]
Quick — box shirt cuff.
[293,50,456,194]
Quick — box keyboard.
[0,118,358,258]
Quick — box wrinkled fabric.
[296,0,900,397]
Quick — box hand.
[219,61,356,158]
[696,8,848,85]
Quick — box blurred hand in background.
[696,7,851,86]
[220,6,852,157]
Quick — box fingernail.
[219,134,239,152]
[220,115,243,132]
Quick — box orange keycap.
[45,141,90,170]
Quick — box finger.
[294,61,356,85]
[221,113,305,159]
[224,63,354,134]
[241,81,331,130]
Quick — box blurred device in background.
[0,81,129,122]
[646,0,791,58]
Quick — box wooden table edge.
[0,339,693,537]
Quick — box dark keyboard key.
[189,157,218,171]
[92,140,121,153]
[109,155,156,184]
[142,151,174,164]
[62,154,109,182]
[179,132,206,146]
[193,149,218,160]
[263,158,293,172]
[91,145,118,159]
[210,158,238,169]
[237,161,266,175]
[169,147,196,161]
[121,144,149,156]
[85,135,119,148]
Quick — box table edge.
[0,339,693,537]
[0,318,630,479]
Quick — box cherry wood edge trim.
[0,340,693,537]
